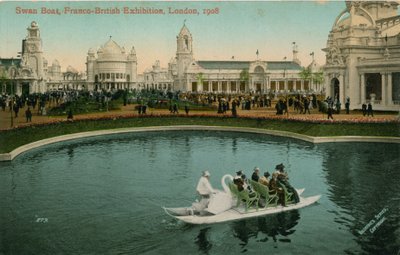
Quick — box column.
[262,79,266,94]
[339,75,344,104]
[387,73,393,105]
[15,81,20,95]
[227,81,231,93]
[301,80,304,91]
[218,81,221,92]
[381,72,386,105]
[360,73,365,104]
[284,79,288,91]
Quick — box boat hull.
[164,194,321,225]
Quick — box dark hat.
[236,170,243,175]
[275,163,285,170]
[241,174,246,180]
[264,172,270,177]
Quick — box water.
[0,131,399,255]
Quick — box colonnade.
[189,79,316,93]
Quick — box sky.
[0,1,348,73]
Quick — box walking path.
[0,104,398,130]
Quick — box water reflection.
[231,210,299,249]
[191,210,300,253]
[195,227,212,254]
[195,210,300,253]
[321,143,400,255]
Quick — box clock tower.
[22,21,45,92]
[175,23,194,91]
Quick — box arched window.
[254,66,264,73]
[184,35,189,50]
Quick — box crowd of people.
[0,88,380,127]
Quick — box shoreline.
[1,124,399,162]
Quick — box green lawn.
[0,116,399,153]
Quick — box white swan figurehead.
[221,174,234,193]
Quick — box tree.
[240,69,249,82]
[240,69,249,92]
[196,72,204,91]
[312,71,324,86]
[299,67,312,82]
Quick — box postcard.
[0,1,399,254]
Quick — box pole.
[10,68,15,128]
[10,80,14,128]
[286,91,289,118]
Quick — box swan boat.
[163,174,321,225]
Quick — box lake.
[0,131,399,254]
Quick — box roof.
[179,24,192,37]
[197,61,302,71]
[97,38,126,60]
[0,58,22,68]
[197,61,249,70]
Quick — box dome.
[307,60,321,73]
[335,3,375,29]
[66,65,78,73]
[88,48,95,55]
[97,38,126,60]
[52,59,60,66]
[337,14,373,28]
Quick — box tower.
[21,21,45,93]
[86,48,96,83]
[127,46,137,82]
[292,42,301,65]
[175,23,194,91]
[22,21,44,79]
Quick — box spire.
[292,42,301,65]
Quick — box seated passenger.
[269,172,285,206]
[233,170,244,190]
[275,163,288,180]
[241,174,250,191]
[259,171,270,186]
[251,167,260,182]
[275,164,300,203]
[234,170,243,181]
[241,174,256,195]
